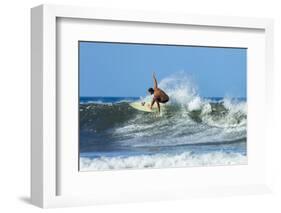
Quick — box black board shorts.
[156,97,169,104]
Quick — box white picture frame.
[31,4,274,208]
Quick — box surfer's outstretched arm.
[153,73,158,89]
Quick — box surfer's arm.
[150,98,156,109]
[153,73,158,89]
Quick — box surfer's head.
[148,88,154,95]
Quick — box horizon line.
[80,96,247,99]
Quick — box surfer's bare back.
[148,73,169,113]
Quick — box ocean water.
[79,74,247,171]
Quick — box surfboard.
[129,101,163,112]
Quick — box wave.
[80,151,247,171]
[80,72,247,151]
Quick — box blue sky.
[79,41,246,98]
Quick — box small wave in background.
[79,72,247,171]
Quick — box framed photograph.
[78,41,248,171]
[31,4,274,208]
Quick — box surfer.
[147,73,169,113]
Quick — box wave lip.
[80,151,247,171]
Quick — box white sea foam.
[187,96,203,111]
[80,151,247,171]
[202,97,247,128]
[156,72,246,123]
[158,71,198,105]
